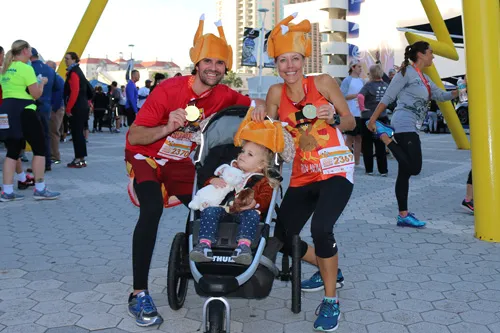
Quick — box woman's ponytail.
[1,50,13,75]
[400,45,412,77]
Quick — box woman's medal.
[185,105,201,122]
[303,104,317,119]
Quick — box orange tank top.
[278,76,354,187]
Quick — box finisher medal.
[303,104,317,120]
[185,105,201,122]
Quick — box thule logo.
[212,256,235,263]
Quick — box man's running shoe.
[33,188,60,200]
[461,199,474,214]
[67,160,85,168]
[0,192,25,202]
[128,291,163,327]
[189,243,213,263]
[18,175,35,190]
[313,299,340,332]
[397,212,426,228]
[302,269,345,292]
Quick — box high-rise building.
[288,0,322,74]
[216,0,286,74]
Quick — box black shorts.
[345,117,364,136]
[118,105,126,116]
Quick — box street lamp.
[257,8,269,99]
[128,44,135,60]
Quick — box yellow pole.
[405,0,470,150]
[57,0,108,77]
[463,0,500,242]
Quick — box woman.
[0,40,60,201]
[367,41,458,228]
[340,60,364,165]
[64,52,91,168]
[253,14,355,332]
[91,86,109,132]
[358,65,389,175]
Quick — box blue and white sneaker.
[0,192,25,202]
[397,212,426,228]
[367,120,394,139]
[33,188,60,200]
[189,243,213,263]
[314,299,340,332]
[302,269,345,292]
[128,291,163,327]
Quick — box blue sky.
[2,0,217,68]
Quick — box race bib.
[157,133,192,160]
[0,114,9,129]
[318,146,354,175]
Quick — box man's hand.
[210,178,227,189]
[41,77,48,85]
[165,108,187,134]
[251,104,266,122]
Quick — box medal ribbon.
[412,65,431,100]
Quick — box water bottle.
[457,77,468,102]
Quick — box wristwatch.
[330,114,341,127]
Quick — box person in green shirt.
[0,40,60,201]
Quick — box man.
[46,61,64,164]
[124,14,264,327]
[125,70,139,126]
[109,81,121,132]
[137,79,151,111]
[30,48,56,171]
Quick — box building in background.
[288,0,322,74]
[216,0,286,74]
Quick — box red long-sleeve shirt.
[66,72,80,114]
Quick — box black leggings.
[362,117,388,174]
[93,109,105,130]
[132,180,191,290]
[387,132,422,211]
[467,170,472,185]
[5,109,46,160]
[275,176,353,259]
[69,108,89,159]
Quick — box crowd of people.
[0,11,474,332]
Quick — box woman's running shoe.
[18,175,35,190]
[302,269,345,292]
[397,212,426,228]
[461,199,474,214]
[366,120,395,139]
[128,291,163,327]
[313,299,340,331]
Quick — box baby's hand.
[210,178,227,188]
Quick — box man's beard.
[199,70,223,87]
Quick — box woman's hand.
[251,104,266,122]
[317,104,335,122]
[210,178,227,189]
[41,77,48,85]
[451,89,459,99]
[367,119,377,133]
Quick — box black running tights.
[132,180,190,290]
[387,132,422,212]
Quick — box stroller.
[166,105,302,333]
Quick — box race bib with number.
[318,146,355,175]
[157,132,193,160]
[0,114,9,130]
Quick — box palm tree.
[222,71,243,88]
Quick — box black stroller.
[166,105,302,333]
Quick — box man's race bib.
[157,132,193,160]
[318,146,354,175]
[0,114,9,129]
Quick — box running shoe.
[302,269,345,292]
[18,175,35,190]
[0,192,25,202]
[313,299,340,332]
[128,291,163,327]
[461,199,474,214]
[367,120,394,139]
[397,212,426,228]
[67,160,85,168]
[33,188,60,200]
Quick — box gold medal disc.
[303,104,317,120]
[185,105,201,122]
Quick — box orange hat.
[234,102,285,153]
[190,14,233,70]
[267,12,312,59]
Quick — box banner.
[348,0,364,16]
[347,22,359,38]
[241,27,275,68]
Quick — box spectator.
[137,79,151,111]
[45,60,65,164]
[150,73,165,93]
[125,70,139,126]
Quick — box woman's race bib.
[318,146,354,175]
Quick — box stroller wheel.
[208,300,226,333]
[167,232,189,310]
[291,235,302,314]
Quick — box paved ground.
[1,129,499,333]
